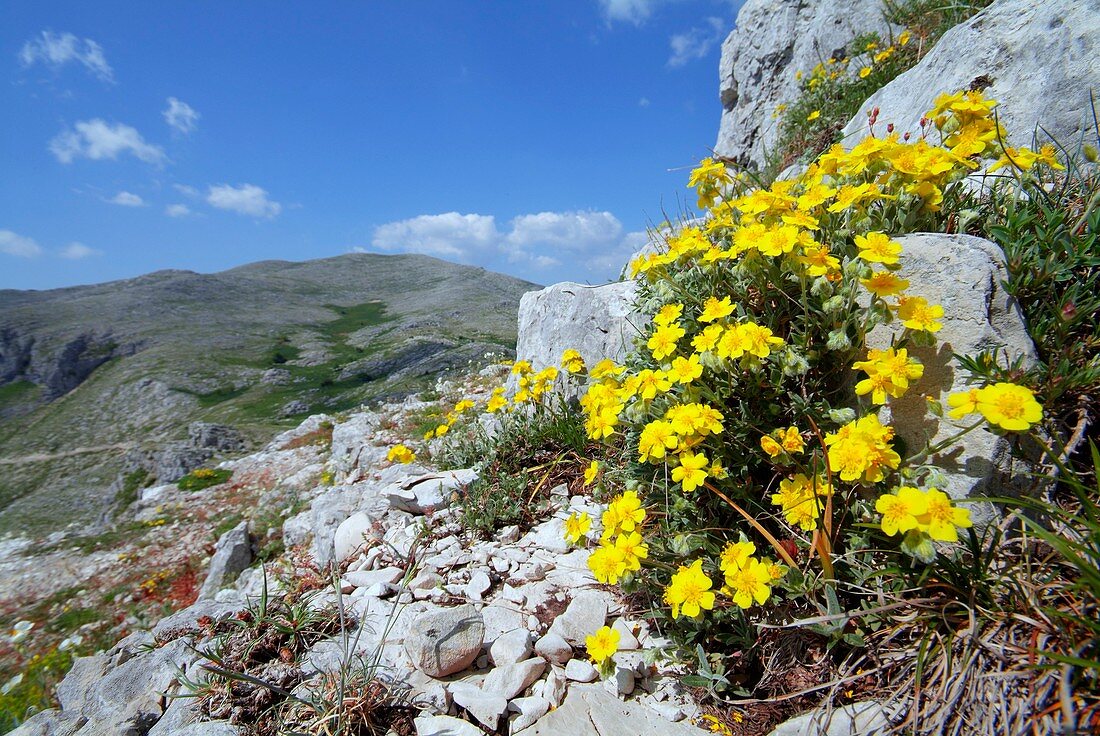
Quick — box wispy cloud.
[638,97,651,107]
[165,203,191,218]
[59,242,101,259]
[206,183,282,219]
[163,97,200,134]
[668,17,726,67]
[108,191,145,207]
[18,30,114,83]
[50,119,166,165]
[598,0,656,25]
[0,230,43,258]
[373,213,498,259]
[372,209,647,281]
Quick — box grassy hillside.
[0,253,536,535]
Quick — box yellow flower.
[860,271,909,297]
[590,359,624,380]
[875,487,929,536]
[692,324,724,353]
[975,382,1043,431]
[779,426,804,453]
[561,348,586,374]
[671,451,709,493]
[896,295,944,333]
[638,420,679,462]
[454,399,475,413]
[917,488,972,542]
[855,232,902,265]
[807,110,821,122]
[663,559,716,619]
[723,557,773,609]
[698,295,735,323]
[825,415,900,483]
[853,347,924,404]
[654,303,684,326]
[487,390,508,413]
[584,460,600,486]
[511,360,532,376]
[433,423,451,437]
[386,444,416,464]
[585,625,620,664]
[859,66,872,79]
[738,322,784,359]
[760,434,782,458]
[946,387,981,419]
[648,323,686,361]
[614,531,649,571]
[588,543,627,584]
[564,512,592,545]
[770,473,831,531]
[602,490,647,539]
[667,354,703,385]
[719,540,756,572]
[898,30,911,45]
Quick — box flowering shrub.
[568,89,1057,662]
[177,467,233,492]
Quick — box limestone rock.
[842,0,1100,154]
[564,658,598,683]
[515,683,710,735]
[404,604,485,678]
[481,658,547,700]
[715,0,892,168]
[867,234,1038,521]
[509,696,551,733]
[413,714,483,736]
[449,682,509,731]
[332,512,379,563]
[151,599,243,642]
[515,282,645,391]
[534,632,572,665]
[490,628,533,666]
[767,701,890,736]
[548,590,608,645]
[6,709,86,735]
[387,469,478,515]
[198,521,252,600]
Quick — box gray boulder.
[842,0,1100,153]
[404,604,485,678]
[767,701,890,735]
[6,709,86,735]
[197,521,252,600]
[514,683,709,735]
[515,281,644,388]
[715,0,893,169]
[548,590,608,646]
[413,714,483,736]
[867,234,1038,522]
[187,423,245,453]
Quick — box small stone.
[492,557,510,574]
[449,682,509,731]
[498,525,521,544]
[344,566,404,589]
[534,632,572,665]
[482,658,547,700]
[564,658,597,683]
[610,666,635,697]
[413,714,482,736]
[508,695,551,732]
[650,702,686,722]
[476,654,491,670]
[542,667,568,707]
[548,590,607,645]
[490,629,533,666]
[611,618,641,651]
[333,512,377,563]
[501,584,526,605]
[466,570,492,601]
[404,604,484,678]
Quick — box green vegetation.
[113,468,151,518]
[0,647,75,731]
[178,467,233,492]
[767,0,992,173]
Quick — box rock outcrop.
[515,281,644,384]
[867,234,1038,522]
[842,0,1100,152]
[715,0,893,169]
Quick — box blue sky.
[1,1,742,291]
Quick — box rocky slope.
[0,254,536,535]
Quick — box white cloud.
[599,0,655,24]
[206,183,282,218]
[639,97,651,107]
[372,209,648,282]
[50,119,166,165]
[59,242,101,259]
[668,17,726,67]
[0,230,43,258]
[18,31,114,83]
[173,184,200,198]
[163,97,200,134]
[165,203,191,217]
[373,213,499,259]
[108,191,145,207]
